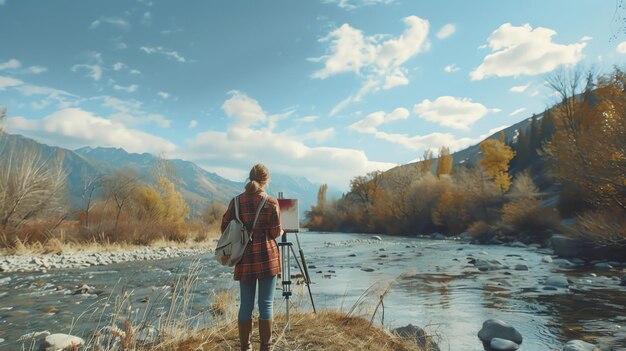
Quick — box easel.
[277,193,316,331]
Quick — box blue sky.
[0,0,624,190]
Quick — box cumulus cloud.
[617,41,626,54]
[157,91,170,99]
[188,120,198,129]
[413,96,495,130]
[436,24,456,39]
[509,107,527,116]
[444,64,459,73]
[181,92,395,189]
[510,83,529,93]
[113,84,139,93]
[71,64,102,81]
[471,23,586,80]
[94,95,171,128]
[0,76,23,90]
[15,84,76,109]
[0,59,21,70]
[140,46,186,62]
[4,108,176,153]
[311,16,429,114]
[349,108,409,133]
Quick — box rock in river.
[490,337,520,351]
[477,319,523,349]
[562,339,596,351]
[38,333,84,351]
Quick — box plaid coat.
[221,190,282,281]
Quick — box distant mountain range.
[0,133,341,218]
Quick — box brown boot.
[259,318,273,351]
[238,320,253,351]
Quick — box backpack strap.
[233,196,242,222]
[250,195,268,232]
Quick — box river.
[1,232,625,350]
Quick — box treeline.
[306,68,626,249]
[0,111,227,249]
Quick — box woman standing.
[221,164,282,351]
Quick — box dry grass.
[0,234,219,256]
[170,311,426,351]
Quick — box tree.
[103,170,141,232]
[317,184,328,209]
[545,68,626,209]
[203,201,227,227]
[479,139,516,194]
[0,141,67,234]
[418,150,434,174]
[349,171,384,210]
[80,171,103,228]
[156,177,189,224]
[436,146,453,177]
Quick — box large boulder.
[562,339,597,351]
[477,319,522,350]
[551,235,588,258]
[38,334,84,351]
[490,337,520,351]
[393,324,440,351]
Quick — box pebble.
[542,255,553,263]
[0,247,208,273]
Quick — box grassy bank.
[171,311,428,351]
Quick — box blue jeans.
[238,275,277,321]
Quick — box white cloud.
[5,108,176,154]
[113,62,126,71]
[510,83,529,93]
[222,92,267,128]
[0,76,23,90]
[142,11,152,26]
[130,69,141,75]
[71,64,102,81]
[312,16,429,114]
[140,46,186,62]
[27,66,47,74]
[349,108,409,133]
[188,120,198,129]
[110,112,170,128]
[580,36,592,41]
[15,84,76,109]
[444,64,459,73]
[297,115,319,123]
[181,93,395,189]
[113,84,139,93]
[617,41,626,54]
[157,91,170,99]
[89,17,130,30]
[471,23,586,80]
[436,24,456,39]
[509,107,527,116]
[0,59,21,70]
[325,0,395,10]
[413,96,494,130]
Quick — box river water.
[1,232,625,351]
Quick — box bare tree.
[81,170,103,228]
[103,170,141,232]
[0,142,67,234]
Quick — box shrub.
[502,198,560,243]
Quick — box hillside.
[0,133,333,218]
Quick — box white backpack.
[215,195,267,266]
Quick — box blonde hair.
[245,163,269,193]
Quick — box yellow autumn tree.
[479,139,516,194]
[156,177,189,224]
[436,146,453,177]
[545,68,626,210]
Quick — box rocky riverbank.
[0,246,211,273]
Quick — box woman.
[221,163,282,351]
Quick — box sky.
[0,0,624,190]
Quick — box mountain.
[0,133,334,218]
